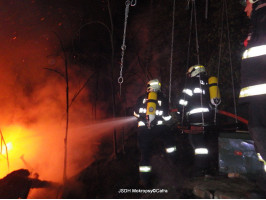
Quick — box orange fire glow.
[0,125,40,179]
[0,2,137,198]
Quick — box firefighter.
[178,64,221,177]
[0,169,57,198]
[239,0,266,172]
[133,79,176,186]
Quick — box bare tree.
[45,33,96,185]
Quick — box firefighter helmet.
[187,65,206,77]
[147,79,161,92]
[248,0,259,3]
[240,0,259,6]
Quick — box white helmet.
[248,0,259,3]
[147,79,161,92]
[187,65,206,77]
[241,0,259,5]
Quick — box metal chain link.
[131,0,137,6]
[118,0,136,96]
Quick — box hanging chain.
[215,0,225,125]
[205,0,208,19]
[181,0,194,131]
[193,0,200,65]
[131,0,137,6]
[224,0,238,124]
[118,0,136,96]
[191,0,205,127]
[169,0,176,104]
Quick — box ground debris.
[183,175,266,199]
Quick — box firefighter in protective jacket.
[240,0,266,171]
[178,65,221,176]
[133,79,176,186]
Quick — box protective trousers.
[137,125,176,185]
[248,99,266,161]
[188,133,209,174]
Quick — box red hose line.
[218,110,248,125]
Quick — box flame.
[0,125,40,179]
[1,142,12,155]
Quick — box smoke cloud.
[0,1,137,188]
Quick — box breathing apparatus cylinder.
[146,92,157,128]
[208,76,221,106]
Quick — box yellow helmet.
[147,79,161,92]
[187,65,206,77]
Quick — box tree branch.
[69,72,95,108]
[43,67,65,79]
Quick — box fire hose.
[170,109,248,125]
[217,110,248,125]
